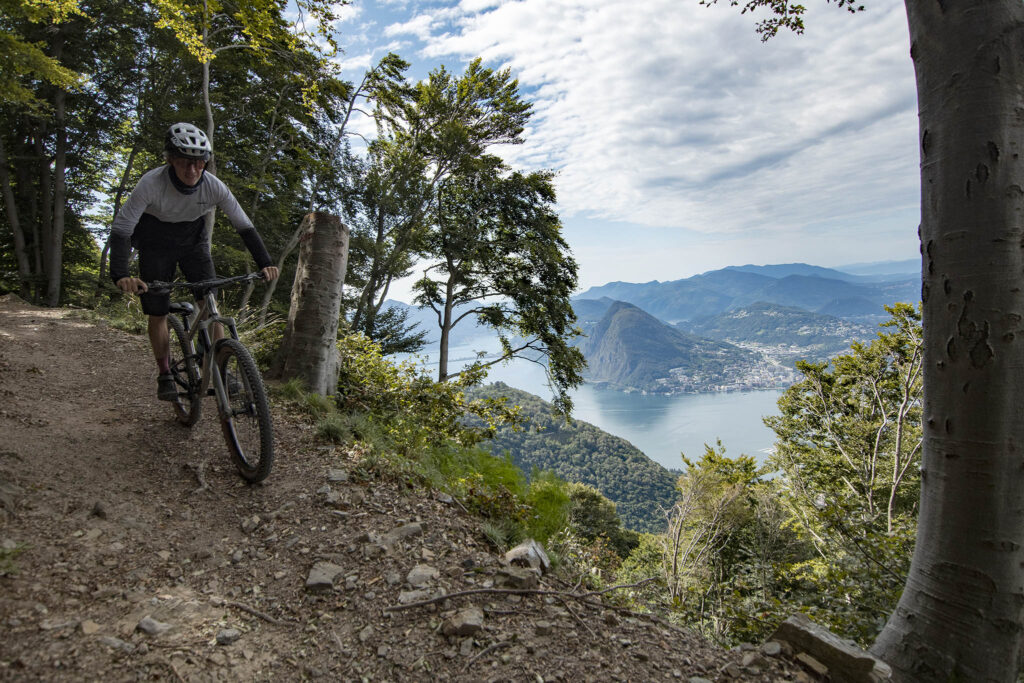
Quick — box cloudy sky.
[328,0,920,300]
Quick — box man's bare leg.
[149,315,171,373]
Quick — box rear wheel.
[215,338,273,482]
[167,314,202,426]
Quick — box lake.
[404,342,784,471]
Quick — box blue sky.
[325,0,920,301]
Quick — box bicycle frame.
[164,276,258,418]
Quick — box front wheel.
[215,339,274,482]
[167,314,202,426]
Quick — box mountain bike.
[148,272,274,483]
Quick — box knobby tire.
[215,338,273,482]
[167,314,202,426]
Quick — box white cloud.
[384,13,442,41]
[392,0,918,242]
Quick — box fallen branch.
[384,577,662,614]
[223,600,287,626]
[558,596,595,636]
[464,640,515,670]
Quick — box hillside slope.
[0,295,807,681]
[473,383,678,534]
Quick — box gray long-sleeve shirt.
[109,166,271,281]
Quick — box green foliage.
[610,305,923,648]
[471,382,677,534]
[566,482,640,558]
[524,470,571,545]
[0,541,25,576]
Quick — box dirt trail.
[0,295,809,682]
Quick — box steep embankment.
[0,295,807,681]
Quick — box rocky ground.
[0,295,820,682]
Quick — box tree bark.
[0,137,31,298]
[871,1,1024,679]
[271,213,349,396]
[46,87,67,307]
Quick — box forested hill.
[471,382,678,534]
[580,300,758,391]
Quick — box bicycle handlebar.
[147,271,267,294]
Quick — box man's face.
[169,155,207,187]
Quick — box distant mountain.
[724,263,860,282]
[577,262,918,323]
[382,300,495,348]
[679,302,876,359]
[472,382,677,533]
[571,297,616,323]
[836,258,920,280]
[580,301,759,391]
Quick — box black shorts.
[138,241,216,316]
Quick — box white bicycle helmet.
[165,122,212,160]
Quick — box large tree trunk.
[0,137,31,299]
[871,1,1024,679]
[45,88,67,307]
[271,213,349,396]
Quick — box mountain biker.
[109,122,279,401]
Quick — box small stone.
[157,550,171,561]
[216,628,241,645]
[535,620,554,636]
[377,645,390,658]
[407,564,439,588]
[39,619,76,631]
[381,522,424,547]
[358,625,374,643]
[495,566,538,589]
[742,652,768,668]
[437,492,454,504]
[80,620,102,635]
[306,562,345,592]
[459,637,475,656]
[137,616,172,636]
[796,653,829,677]
[231,550,244,564]
[316,485,332,495]
[504,539,551,574]
[240,515,261,533]
[90,502,107,519]
[327,469,349,483]
[100,636,135,654]
[761,641,783,657]
[385,571,402,586]
[442,606,484,637]
[719,661,741,679]
[687,678,711,683]
[398,589,431,604]
[421,547,435,561]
